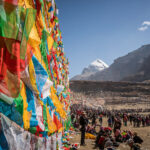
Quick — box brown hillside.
[70,80,150,109]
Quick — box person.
[129,114,133,125]
[94,127,105,149]
[92,114,96,126]
[123,114,128,126]
[133,132,143,144]
[99,114,103,126]
[127,139,141,150]
[137,117,141,127]
[104,140,116,150]
[114,129,122,143]
[108,117,112,127]
[113,119,121,134]
[79,111,87,146]
[142,117,146,127]
[98,134,106,150]
[71,113,76,127]
[111,115,115,126]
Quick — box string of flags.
[0,0,71,149]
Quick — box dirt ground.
[69,117,150,150]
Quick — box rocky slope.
[122,55,150,82]
[72,44,150,82]
[88,44,150,81]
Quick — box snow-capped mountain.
[71,44,150,82]
[82,59,108,75]
[71,59,108,80]
[88,44,150,81]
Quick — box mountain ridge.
[72,44,150,82]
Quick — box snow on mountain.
[71,59,108,80]
[82,59,108,75]
[91,59,109,69]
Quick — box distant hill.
[70,80,150,108]
[72,44,150,82]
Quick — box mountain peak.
[82,59,108,74]
[90,59,109,69]
[71,59,108,80]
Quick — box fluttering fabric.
[0,113,62,150]
[0,0,70,149]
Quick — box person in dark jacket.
[92,114,96,126]
[79,112,87,146]
[113,119,121,133]
[133,132,143,144]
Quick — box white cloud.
[138,21,150,31]
[138,26,148,31]
[142,21,150,26]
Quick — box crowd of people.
[70,104,150,150]
[105,110,150,128]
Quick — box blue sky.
[56,0,150,78]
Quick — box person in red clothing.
[123,114,128,126]
[98,135,106,150]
